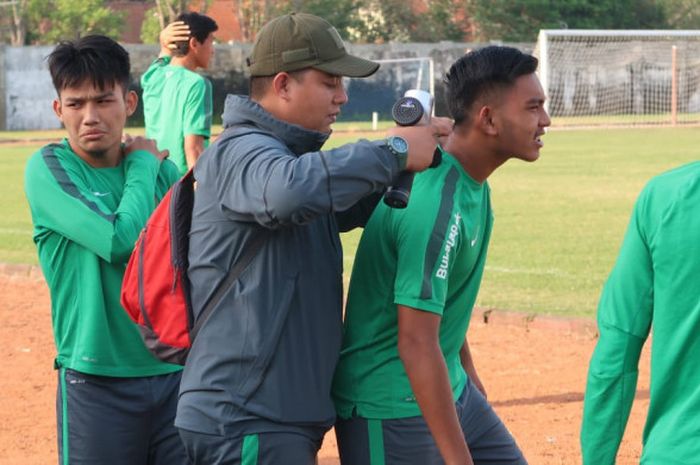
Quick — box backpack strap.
[189,231,267,342]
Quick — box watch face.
[390,136,409,153]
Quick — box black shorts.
[56,368,186,465]
[335,378,527,465]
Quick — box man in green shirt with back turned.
[24,35,186,464]
[581,161,700,464]
[142,12,218,174]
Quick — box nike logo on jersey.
[92,191,111,197]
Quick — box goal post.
[342,57,435,124]
[535,29,700,128]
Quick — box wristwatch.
[385,136,409,171]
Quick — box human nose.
[83,102,100,125]
[335,83,348,106]
[540,108,551,127]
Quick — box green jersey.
[333,150,493,419]
[24,140,182,377]
[581,161,700,465]
[141,57,212,175]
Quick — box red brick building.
[109,0,243,44]
[110,0,469,44]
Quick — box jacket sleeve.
[214,136,400,228]
[581,192,653,465]
[334,192,383,232]
[25,149,162,264]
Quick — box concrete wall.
[0,46,5,132]
[3,46,59,130]
[0,41,534,131]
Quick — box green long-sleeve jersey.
[24,140,182,377]
[581,161,700,465]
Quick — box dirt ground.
[0,272,650,465]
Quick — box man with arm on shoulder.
[175,12,451,465]
[332,45,551,465]
[24,35,186,464]
[142,12,218,174]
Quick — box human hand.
[446,457,474,465]
[430,116,454,147]
[160,21,190,54]
[123,134,169,162]
[387,118,452,172]
[444,446,475,465]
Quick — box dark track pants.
[178,429,324,465]
[56,368,186,465]
[335,378,527,465]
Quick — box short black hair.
[173,12,218,56]
[444,46,538,125]
[48,35,130,96]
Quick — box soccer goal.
[342,57,435,125]
[535,30,700,128]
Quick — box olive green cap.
[246,13,379,78]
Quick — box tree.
[41,0,124,43]
[223,0,364,42]
[466,0,669,42]
[273,0,363,40]
[347,0,466,44]
[154,0,190,28]
[140,0,212,44]
[660,0,700,28]
[1,0,124,45]
[7,0,29,46]
[1,0,37,45]
[412,0,466,42]
[230,0,276,42]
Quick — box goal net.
[535,30,700,127]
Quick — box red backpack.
[121,130,266,365]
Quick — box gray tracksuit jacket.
[175,95,402,438]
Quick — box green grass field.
[1,127,697,317]
[0,121,394,142]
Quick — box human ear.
[125,90,138,116]
[52,99,63,121]
[477,106,498,136]
[189,37,199,52]
[272,73,292,101]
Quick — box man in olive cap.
[175,12,451,465]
